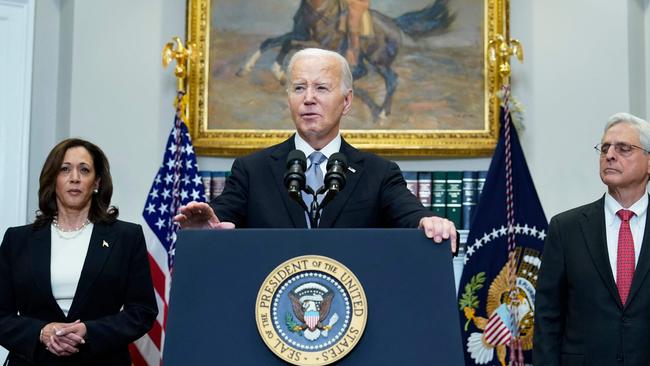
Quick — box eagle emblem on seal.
[460,247,541,366]
[287,282,340,341]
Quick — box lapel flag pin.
[348,166,356,173]
[102,240,109,248]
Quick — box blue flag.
[457,107,547,366]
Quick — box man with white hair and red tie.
[535,112,650,366]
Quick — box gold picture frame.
[186,0,509,157]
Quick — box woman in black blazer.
[0,138,157,366]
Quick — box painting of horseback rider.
[340,0,373,70]
[208,0,484,132]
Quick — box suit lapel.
[624,194,650,307]
[269,137,308,228]
[29,224,65,318]
[579,197,623,308]
[318,139,364,228]
[67,223,115,319]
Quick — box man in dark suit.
[534,112,650,365]
[175,47,456,250]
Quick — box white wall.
[27,0,63,222]
[646,0,650,114]
[512,0,647,219]
[0,0,33,233]
[64,0,184,224]
[28,0,185,225]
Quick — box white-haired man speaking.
[174,48,457,251]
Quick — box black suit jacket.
[534,196,650,366]
[211,136,431,228]
[0,220,158,366]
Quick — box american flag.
[129,92,205,365]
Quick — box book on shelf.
[417,172,432,210]
[432,171,447,218]
[211,171,227,199]
[462,171,478,230]
[198,170,231,202]
[477,170,488,198]
[199,171,212,201]
[403,171,419,198]
[445,171,462,228]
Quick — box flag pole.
[458,16,545,364]
[130,36,203,366]
[487,3,526,363]
[501,84,525,366]
[161,36,195,268]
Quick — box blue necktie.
[302,151,326,206]
[302,152,326,228]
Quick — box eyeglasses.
[594,142,650,156]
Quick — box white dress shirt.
[294,132,342,178]
[604,192,647,281]
[50,223,93,316]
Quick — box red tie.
[616,209,636,305]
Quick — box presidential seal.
[255,255,367,365]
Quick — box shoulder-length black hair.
[34,138,119,227]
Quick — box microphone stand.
[304,172,345,228]
[287,184,324,228]
[307,186,332,229]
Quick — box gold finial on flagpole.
[487,0,523,89]
[162,37,192,93]
[488,34,524,87]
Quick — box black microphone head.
[324,152,347,192]
[284,150,307,194]
[286,150,307,170]
[326,152,348,170]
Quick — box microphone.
[284,150,307,197]
[324,152,348,194]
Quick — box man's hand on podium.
[418,216,457,255]
[174,201,236,229]
[174,203,457,255]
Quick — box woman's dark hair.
[34,138,119,227]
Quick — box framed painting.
[186,0,508,156]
